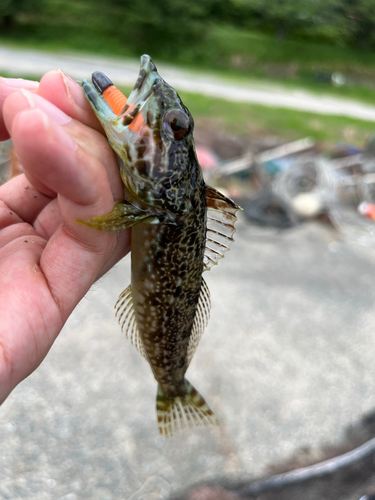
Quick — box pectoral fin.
[77,199,157,231]
[204,186,241,271]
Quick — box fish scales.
[131,191,206,395]
[80,55,240,436]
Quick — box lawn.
[180,90,375,148]
[2,68,374,149]
[2,14,375,107]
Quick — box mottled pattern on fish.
[80,55,240,436]
[131,199,206,396]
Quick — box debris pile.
[196,129,375,244]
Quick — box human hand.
[0,72,130,404]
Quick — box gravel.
[2,217,375,499]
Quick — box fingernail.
[20,89,72,125]
[60,70,91,111]
[1,77,39,89]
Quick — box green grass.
[2,2,375,150]
[178,91,375,148]
[4,17,375,73]
[114,85,375,148]
[2,21,375,108]
[206,25,375,70]
[2,70,374,149]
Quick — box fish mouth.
[127,54,159,105]
[82,55,164,204]
[82,54,160,127]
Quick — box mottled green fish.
[80,55,240,437]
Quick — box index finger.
[38,70,104,134]
[0,77,39,140]
[10,107,126,317]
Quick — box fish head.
[82,55,199,217]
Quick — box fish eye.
[163,109,190,141]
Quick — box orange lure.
[95,74,144,134]
[102,85,128,115]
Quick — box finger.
[0,183,60,250]
[0,174,53,225]
[3,90,73,197]
[33,198,63,240]
[0,220,40,250]
[0,198,24,228]
[12,108,109,206]
[96,229,130,279]
[4,89,123,200]
[11,107,130,318]
[0,77,39,140]
[32,196,129,278]
[0,234,54,403]
[38,70,104,134]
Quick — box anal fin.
[115,285,147,359]
[187,278,211,366]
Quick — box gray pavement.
[2,45,375,121]
[1,216,375,499]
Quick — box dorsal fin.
[204,186,241,271]
[114,285,147,359]
[187,278,211,366]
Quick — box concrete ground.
[1,215,375,499]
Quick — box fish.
[80,55,240,437]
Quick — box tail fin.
[156,379,218,437]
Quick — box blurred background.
[2,1,375,499]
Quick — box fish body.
[131,215,205,394]
[81,55,240,436]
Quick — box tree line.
[1,0,375,53]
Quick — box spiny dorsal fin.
[187,278,211,366]
[114,285,147,359]
[204,186,241,271]
[156,379,218,437]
